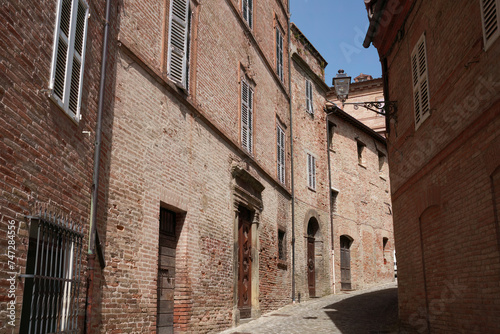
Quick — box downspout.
[325,111,335,294]
[287,1,296,303]
[85,0,111,332]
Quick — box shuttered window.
[480,0,500,50]
[306,79,313,114]
[276,27,284,82]
[241,79,254,153]
[242,0,253,29]
[50,0,89,121]
[277,125,285,184]
[167,0,191,89]
[307,153,316,190]
[411,34,430,129]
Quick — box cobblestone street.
[219,281,398,334]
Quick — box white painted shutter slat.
[481,0,499,48]
[412,34,430,129]
[168,0,190,88]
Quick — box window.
[20,216,84,333]
[378,150,386,173]
[306,79,313,114]
[160,207,176,236]
[242,0,253,28]
[328,122,335,150]
[241,78,254,153]
[480,0,500,50]
[331,189,339,213]
[49,0,89,121]
[357,141,366,166]
[276,27,284,82]
[278,230,286,260]
[307,153,316,190]
[411,33,430,129]
[167,0,192,89]
[277,125,285,184]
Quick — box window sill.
[379,175,387,181]
[358,163,367,169]
[48,92,80,124]
[308,186,316,192]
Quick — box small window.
[306,79,314,114]
[480,0,500,50]
[242,0,253,28]
[331,189,339,213]
[307,153,316,190]
[328,122,335,150]
[357,141,366,166]
[277,125,285,184]
[383,237,389,264]
[276,27,284,82]
[167,0,192,90]
[278,230,286,260]
[411,33,430,129]
[378,151,386,173]
[241,77,254,153]
[49,0,89,121]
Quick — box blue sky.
[290,0,382,84]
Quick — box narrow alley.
[219,282,398,334]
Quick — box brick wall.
[373,0,500,331]
[0,0,108,331]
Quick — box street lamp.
[332,69,397,118]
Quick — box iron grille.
[20,211,84,334]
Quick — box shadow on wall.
[323,288,398,334]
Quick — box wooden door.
[158,208,176,334]
[238,207,252,319]
[340,236,351,290]
[307,237,315,297]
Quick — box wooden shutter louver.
[50,0,89,121]
[481,0,500,49]
[277,126,285,184]
[241,80,253,153]
[167,0,190,88]
[411,34,430,129]
[276,28,283,81]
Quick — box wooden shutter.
[277,126,285,184]
[307,154,316,189]
[167,0,190,88]
[306,80,313,114]
[276,28,283,81]
[50,0,89,121]
[480,0,500,49]
[241,80,253,153]
[411,34,430,129]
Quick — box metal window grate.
[20,211,84,334]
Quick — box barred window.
[20,214,84,333]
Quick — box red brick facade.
[366,0,500,332]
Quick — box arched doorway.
[340,235,353,290]
[307,218,319,297]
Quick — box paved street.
[219,281,398,334]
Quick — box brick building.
[364,0,500,332]
[1,0,395,332]
[0,0,112,332]
[327,75,386,136]
[291,24,394,298]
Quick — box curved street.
[219,282,398,334]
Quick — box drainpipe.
[85,0,111,332]
[325,114,335,294]
[287,2,296,302]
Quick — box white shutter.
[167,0,190,88]
[277,126,285,184]
[276,28,283,81]
[480,0,500,50]
[411,34,430,129]
[50,0,89,121]
[241,80,253,153]
[312,156,316,189]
